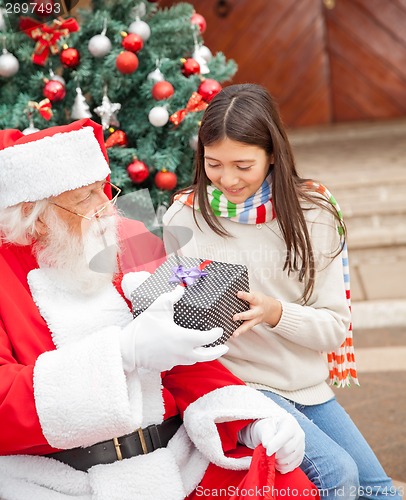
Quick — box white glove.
[238,414,305,474]
[121,271,151,301]
[120,285,228,372]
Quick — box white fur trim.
[34,327,140,448]
[88,448,186,500]
[167,425,209,496]
[28,268,132,348]
[0,455,91,499]
[138,368,165,426]
[0,127,110,209]
[0,429,209,500]
[184,385,288,470]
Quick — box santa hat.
[0,118,110,209]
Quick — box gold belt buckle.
[113,437,123,461]
[137,428,148,454]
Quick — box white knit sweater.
[163,200,351,405]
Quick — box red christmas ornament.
[33,0,54,17]
[127,159,149,184]
[198,79,222,103]
[43,79,66,101]
[151,81,175,100]
[191,13,207,34]
[60,47,80,69]
[122,33,143,53]
[116,51,139,74]
[155,170,177,191]
[105,129,128,148]
[182,58,200,77]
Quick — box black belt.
[46,415,182,472]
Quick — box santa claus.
[0,119,318,500]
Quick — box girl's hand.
[232,290,282,337]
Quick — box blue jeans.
[260,391,402,500]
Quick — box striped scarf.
[175,177,359,387]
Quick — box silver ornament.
[88,34,112,58]
[94,92,121,130]
[22,117,39,135]
[189,135,198,150]
[128,20,151,42]
[22,125,40,135]
[48,69,65,86]
[130,4,146,20]
[147,67,164,82]
[148,106,169,127]
[197,45,212,62]
[193,46,210,75]
[0,50,19,78]
[71,87,92,119]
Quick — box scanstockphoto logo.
[195,486,319,497]
[0,0,80,31]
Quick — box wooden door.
[325,0,406,122]
[160,0,406,127]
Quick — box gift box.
[131,255,250,346]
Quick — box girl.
[163,84,401,500]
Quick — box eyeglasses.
[49,182,121,221]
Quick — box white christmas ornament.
[147,67,164,82]
[88,34,112,58]
[48,69,65,86]
[22,125,40,135]
[130,3,146,19]
[94,91,121,130]
[189,135,198,151]
[197,45,212,63]
[148,106,169,127]
[22,117,39,135]
[71,87,92,119]
[193,45,210,75]
[128,20,151,42]
[0,49,19,78]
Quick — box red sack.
[230,445,275,500]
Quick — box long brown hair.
[173,83,345,302]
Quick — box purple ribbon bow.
[169,265,208,286]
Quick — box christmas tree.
[0,0,236,216]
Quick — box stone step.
[337,190,406,219]
[289,118,406,194]
[349,246,406,301]
[346,214,406,248]
[287,119,406,304]
[289,117,406,145]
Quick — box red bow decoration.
[169,92,208,126]
[19,17,80,66]
[28,99,53,120]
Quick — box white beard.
[34,210,119,295]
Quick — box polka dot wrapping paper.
[131,255,250,346]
